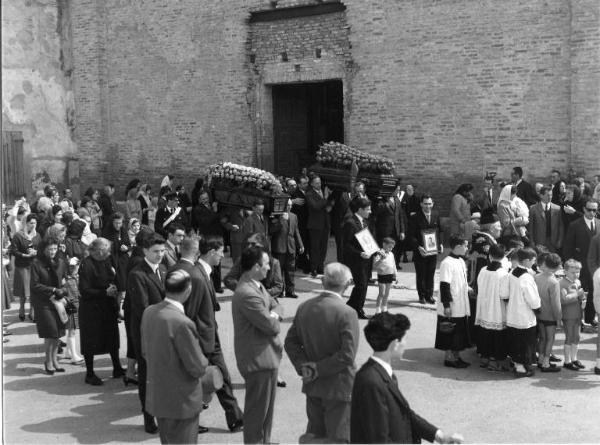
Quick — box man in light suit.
[285,263,359,443]
[528,186,563,253]
[162,223,185,268]
[127,233,167,434]
[232,246,284,444]
[270,199,304,299]
[306,176,334,277]
[141,269,208,445]
[171,236,244,433]
[350,312,463,444]
[564,198,600,325]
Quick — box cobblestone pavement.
[3,244,600,443]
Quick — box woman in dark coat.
[65,219,88,261]
[79,237,124,385]
[30,237,68,374]
[102,212,131,295]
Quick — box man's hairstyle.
[175,185,183,192]
[349,196,371,213]
[141,233,165,249]
[382,237,396,246]
[512,167,523,178]
[179,236,199,256]
[88,237,110,252]
[253,198,265,207]
[537,252,549,267]
[240,246,266,272]
[584,197,598,207]
[322,262,352,290]
[544,253,562,270]
[395,178,403,187]
[516,247,537,262]
[420,194,433,203]
[564,259,582,270]
[25,213,37,223]
[539,186,551,196]
[551,169,560,176]
[488,244,505,260]
[364,312,411,352]
[110,211,124,222]
[167,222,185,235]
[165,269,191,293]
[298,175,309,183]
[135,226,155,246]
[309,175,321,185]
[354,180,365,189]
[243,232,267,249]
[448,234,466,249]
[199,235,224,255]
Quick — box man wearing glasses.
[565,198,600,327]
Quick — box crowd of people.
[1,165,599,444]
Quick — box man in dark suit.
[375,195,406,261]
[285,263,359,443]
[270,199,304,299]
[306,176,334,277]
[588,232,600,277]
[475,174,499,213]
[528,186,564,253]
[511,166,538,207]
[126,233,167,434]
[351,312,463,444]
[289,176,310,273]
[162,223,185,268]
[564,198,600,325]
[232,246,284,444]
[172,236,244,433]
[408,194,443,304]
[141,269,208,444]
[343,197,374,319]
[154,192,188,238]
[98,183,116,228]
[550,169,562,205]
[331,189,353,263]
[242,199,269,248]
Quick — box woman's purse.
[64,299,77,315]
[439,318,456,334]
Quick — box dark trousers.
[309,229,328,273]
[243,369,278,444]
[414,252,437,300]
[346,257,369,312]
[157,414,199,444]
[306,396,351,443]
[274,252,296,296]
[136,355,149,414]
[297,225,310,272]
[508,326,537,368]
[333,228,344,263]
[207,332,243,427]
[211,263,222,291]
[581,268,596,324]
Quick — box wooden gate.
[2,131,26,203]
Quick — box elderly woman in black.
[79,238,124,385]
[102,212,131,304]
[30,237,68,374]
[65,219,88,261]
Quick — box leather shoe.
[144,413,158,434]
[594,367,600,375]
[112,367,126,378]
[563,362,579,371]
[202,403,209,410]
[214,288,224,294]
[540,365,561,373]
[286,293,299,299]
[444,360,468,369]
[549,354,561,362]
[572,360,585,369]
[198,426,209,434]
[426,298,436,304]
[418,298,426,304]
[85,374,103,386]
[310,271,318,278]
[229,419,243,432]
[456,357,470,367]
[357,311,370,320]
[277,379,287,388]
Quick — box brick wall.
[70,0,600,206]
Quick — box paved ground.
[3,242,600,444]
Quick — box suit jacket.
[331,190,352,231]
[154,206,188,238]
[284,291,359,402]
[528,202,564,250]
[475,186,499,212]
[350,359,438,444]
[171,259,217,354]
[162,241,179,269]
[343,215,372,268]
[516,179,538,207]
[127,260,166,358]
[290,189,308,227]
[408,210,442,255]
[191,204,223,236]
[141,300,208,419]
[375,199,406,241]
[270,212,304,255]
[241,212,269,241]
[232,273,283,376]
[305,188,332,232]
[588,233,600,275]
[564,217,600,273]
[222,207,246,245]
[224,257,284,299]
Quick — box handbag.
[439,318,456,334]
[65,300,77,315]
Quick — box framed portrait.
[355,228,380,256]
[421,229,438,255]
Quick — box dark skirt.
[79,298,120,355]
[13,266,31,297]
[377,274,395,284]
[477,327,508,360]
[2,267,13,310]
[124,302,135,359]
[435,315,471,351]
[507,326,537,367]
[32,300,65,339]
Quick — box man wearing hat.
[154,192,188,238]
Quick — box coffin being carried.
[208,162,289,214]
[309,142,398,198]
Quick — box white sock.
[375,306,381,314]
[564,345,571,363]
[571,344,578,362]
[382,306,388,312]
[67,336,82,361]
[515,363,526,373]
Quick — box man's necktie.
[391,373,398,385]
[545,205,551,238]
[175,246,180,259]
[592,220,596,233]
[155,268,161,281]
[489,190,493,204]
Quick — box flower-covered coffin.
[208,162,289,213]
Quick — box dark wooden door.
[2,131,26,202]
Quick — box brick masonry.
[67,0,599,207]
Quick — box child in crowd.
[560,259,587,371]
[373,237,397,313]
[64,257,84,364]
[435,235,471,368]
[505,248,541,377]
[534,253,562,372]
[475,244,510,371]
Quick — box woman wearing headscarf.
[78,237,124,385]
[10,213,41,321]
[82,188,103,234]
[561,184,584,231]
[30,237,68,374]
[137,184,152,226]
[65,219,88,261]
[127,218,141,247]
[45,223,68,262]
[448,184,474,236]
[497,184,528,246]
